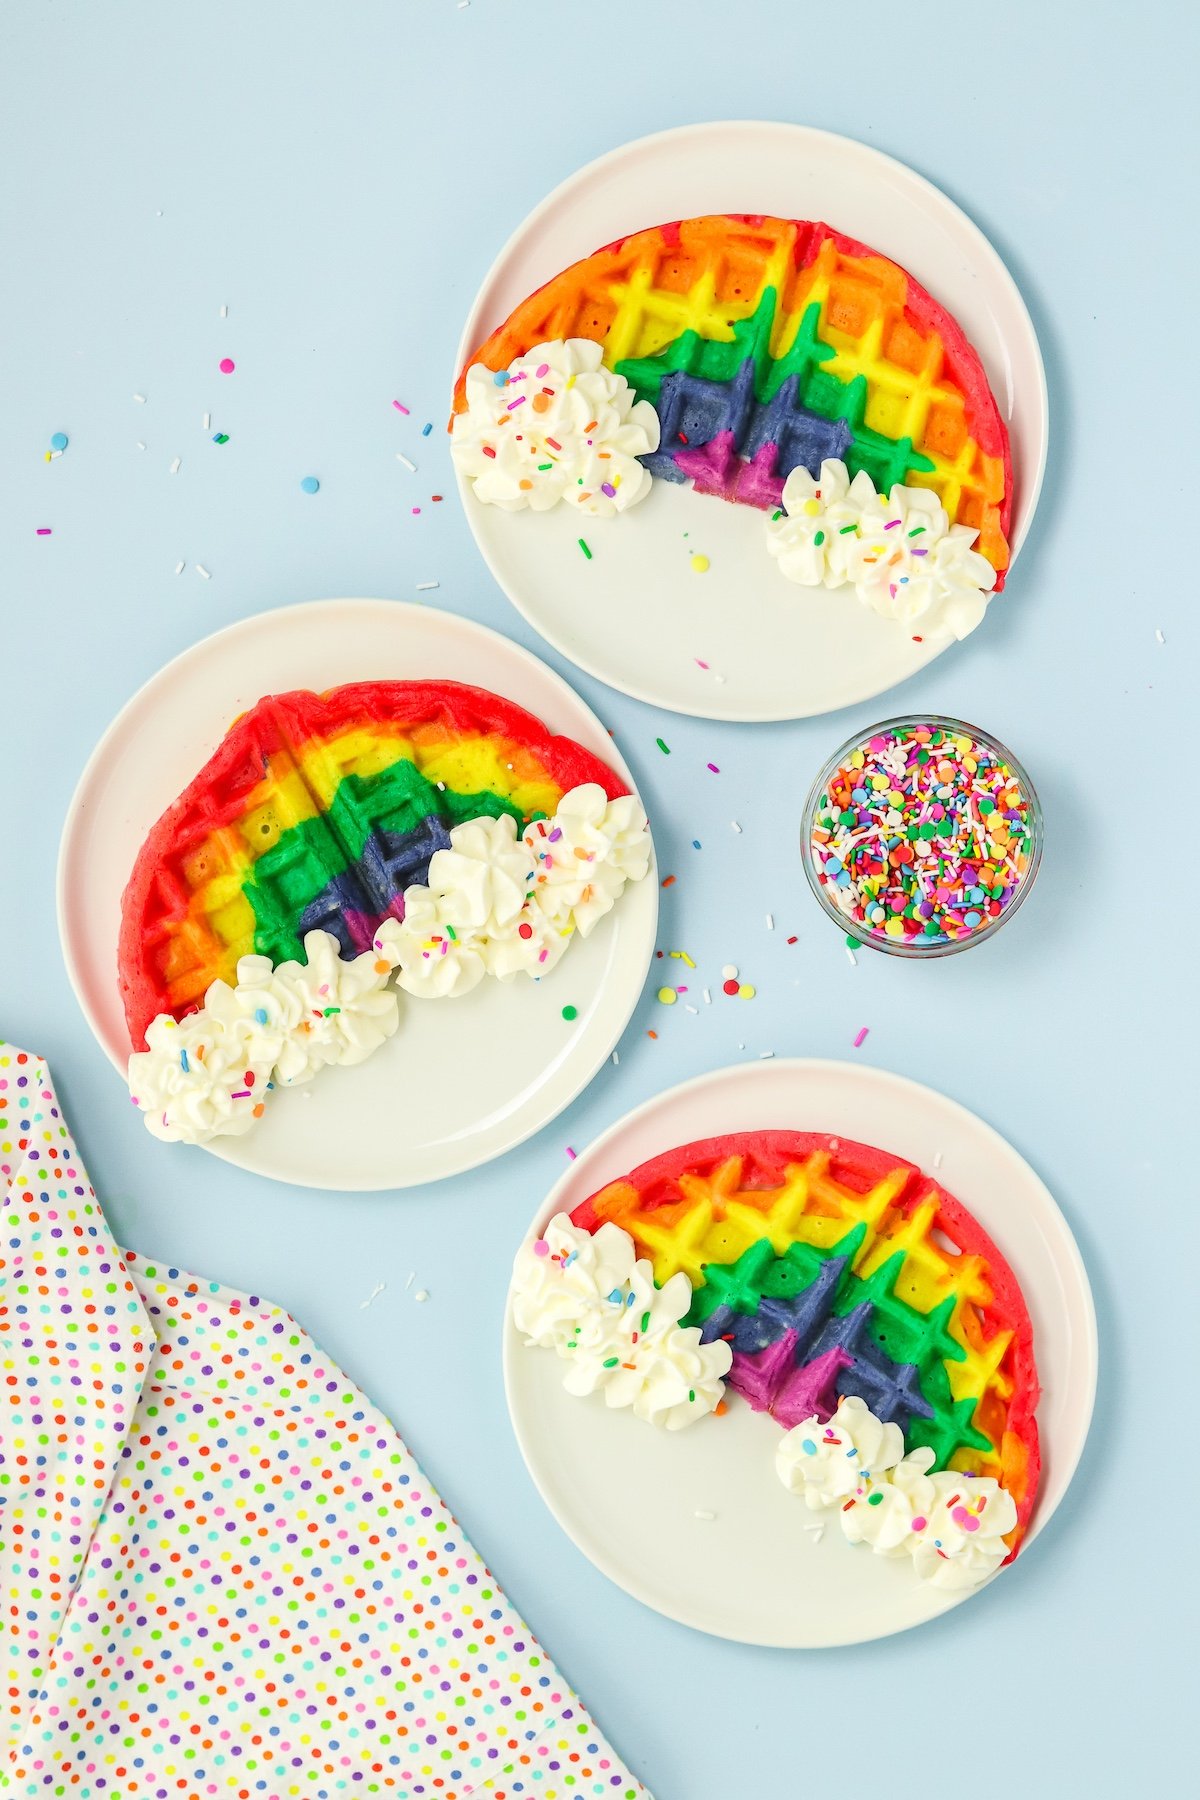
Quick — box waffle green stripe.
[245,758,526,969]
[684,1228,995,1469]
[615,291,936,495]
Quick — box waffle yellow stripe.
[947,1324,1015,1407]
[770,235,835,361]
[197,886,256,956]
[226,730,564,844]
[595,1154,912,1290]
[857,1193,992,1310]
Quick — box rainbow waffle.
[454,215,1012,583]
[119,680,630,1050]
[571,1130,1040,1554]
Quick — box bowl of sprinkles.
[802,716,1042,956]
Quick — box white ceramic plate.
[455,121,1048,722]
[503,1058,1095,1647]
[57,599,658,1190]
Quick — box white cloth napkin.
[0,1044,650,1800]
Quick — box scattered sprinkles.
[853,1026,870,1048]
[49,431,68,452]
[561,1004,578,1023]
[719,964,756,1001]
[218,357,235,374]
[690,553,710,573]
[808,720,1039,949]
[577,537,592,560]
[300,475,320,494]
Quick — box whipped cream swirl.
[776,1394,905,1510]
[129,931,400,1144]
[766,460,878,588]
[379,786,651,996]
[766,458,997,641]
[452,339,660,516]
[525,787,653,938]
[379,812,538,1000]
[128,785,652,1144]
[776,1395,1018,1589]
[511,1214,731,1430]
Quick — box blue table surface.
[2,3,1193,1792]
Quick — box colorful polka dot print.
[1,1046,649,1799]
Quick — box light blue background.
[2,2,1193,1792]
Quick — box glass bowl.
[800,714,1044,958]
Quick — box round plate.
[503,1058,1095,1647]
[455,121,1048,722]
[57,599,658,1190]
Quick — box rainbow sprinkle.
[808,721,1038,950]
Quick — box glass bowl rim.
[800,712,1044,959]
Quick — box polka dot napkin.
[0,1044,649,1799]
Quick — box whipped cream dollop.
[776,1394,906,1510]
[776,1395,1018,1589]
[511,1214,731,1430]
[766,458,997,641]
[525,787,653,938]
[379,785,651,997]
[129,931,400,1144]
[128,785,652,1144]
[766,460,879,588]
[452,339,660,516]
[379,812,539,999]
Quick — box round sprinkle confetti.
[722,978,740,997]
[738,984,756,1000]
[721,964,738,979]
[657,986,677,1006]
[49,431,68,451]
[561,1004,578,1022]
[300,475,320,494]
[690,553,710,573]
[219,357,236,374]
[806,718,1040,951]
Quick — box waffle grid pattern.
[587,1150,1016,1480]
[136,718,555,1018]
[458,216,1010,573]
